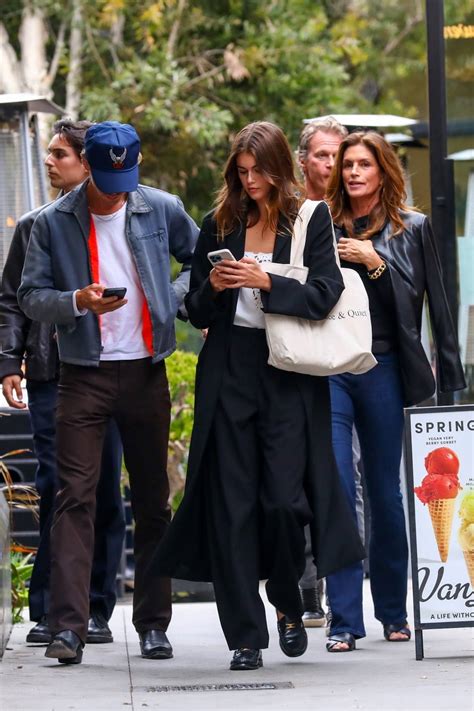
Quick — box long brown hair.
[214,121,302,239]
[326,131,413,239]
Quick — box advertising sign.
[404,405,474,660]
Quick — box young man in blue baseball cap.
[19,121,199,665]
[0,120,125,648]
[83,121,141,193]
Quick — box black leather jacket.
[335,210,466,407]
[0,204,59,383]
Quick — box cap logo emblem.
[109,147,127,169]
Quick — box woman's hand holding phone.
[210,256,271,292]
[208,249,237,293]
[209,261,235,292]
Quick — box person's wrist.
[365,255,383,271]
[75,289,89,312]
[367,260,387,280]
[210,279,224,294]
[75,290,85,310]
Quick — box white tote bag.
[262,199,377,376]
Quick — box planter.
[0,491,11,658]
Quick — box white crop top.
[233,251,272,329]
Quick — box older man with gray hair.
[298,116,348,201]
[297,116,365,629]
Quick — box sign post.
[425,0,459,408]
[404,404,474,660]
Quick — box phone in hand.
[207,249,236,265]
[102,287,127,299]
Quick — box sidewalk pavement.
[0,580,472,711]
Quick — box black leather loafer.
[277,616,308,657]
[139,630,173,659]
[26,617,52,644]
[86,613,113,644]
[230,648,263,671]
[45,630,84,665]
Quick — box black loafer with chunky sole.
[230,648,263,670]
[86,613,113,644]
[26,617,52,644]
[277,616,308,657]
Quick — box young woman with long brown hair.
[324,131,465,652]
[154,121,364,670]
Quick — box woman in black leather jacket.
[324,131,465,652]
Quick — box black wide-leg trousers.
[206,326,310,650]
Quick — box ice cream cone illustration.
[414,447,461,562]
[463,551,474,589]
[427,498,456,562]
[458,492,474,588]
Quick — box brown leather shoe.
[45,630,84,665]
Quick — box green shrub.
[11,552,33,623]
[1,447,38,623]
[166,350,198,511]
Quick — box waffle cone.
[462,550,474,589]
[427,498,455,562]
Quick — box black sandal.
[326,632,356,653]
[383,623,411,642]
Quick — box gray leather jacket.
[18,182,198,367]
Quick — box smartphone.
[102,287,127,299]
[207,249,236,265]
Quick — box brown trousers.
[49,358,171,643]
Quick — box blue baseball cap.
[84,121,140,194]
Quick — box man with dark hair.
[0,119,125,646]
[19,121,198,665]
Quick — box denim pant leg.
[352,429,365,541]
[89,419,125,621]
[354,354,408,627]
[326,375,365,639]
[26,380,58,621]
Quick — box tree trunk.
[0,23,24,92]
[66,0,83,119]
[110,12,124,68]
[17,4,55,148]
[19,5,49,95]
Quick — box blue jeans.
[27,380,125,622]
[326,353,408,639]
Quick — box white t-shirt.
[91,204,150,360]
[233,251,272,329]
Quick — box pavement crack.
[123,608,135,711]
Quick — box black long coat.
[154,202,365,582]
